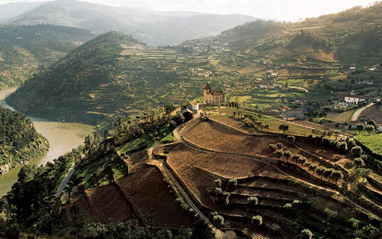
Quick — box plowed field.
[117,167,194,229]
[86,184,136,224]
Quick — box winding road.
[351,102,375,121]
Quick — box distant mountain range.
[5,0,256,46]
[0,2,43,22]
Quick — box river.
[0,88,94,196]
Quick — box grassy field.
[326,110,355,123]
[259,115,313,136]
[215,107,315,136]
[74,154,127,189]
[116,134,153,154]
[116,123,175,155]
[355,133,382,155]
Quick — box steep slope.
[8,0,255,46]
[0,24,95,89]
[0,107,49,174]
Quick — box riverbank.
[0,88,94,196]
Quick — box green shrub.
[268,144,277,152]
[214,187,223,196]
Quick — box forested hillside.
[7,32,145,125]
[0,24,94,89]
[0,107,49,174]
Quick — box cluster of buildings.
[181,83,225,119]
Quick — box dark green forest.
[0,106,49,173]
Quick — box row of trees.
[354,123,375,135]
[269,144,344,183]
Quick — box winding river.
[0,88,94,196]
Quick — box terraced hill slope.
[160,115,382,238]
[0,24,94,89]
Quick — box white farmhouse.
[344,95,361,104]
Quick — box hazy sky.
[0,0,378,21]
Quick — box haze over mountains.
[0,2,43,22]
[4,0,256,46]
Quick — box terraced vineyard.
[65,166,194,229]
[159,116,382,238]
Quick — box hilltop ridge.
[7,0,256,46]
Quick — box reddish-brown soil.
[182,121,351,178]
[209,115,257,134]
[117,166,194,229]
[163,117,375,238]
[164,143,267,179]
[65,167,194,229]
[64,194,95,222]
[128,150,149,172]
[64,184,136,224]
[182,121,282,156]
[86,184,136,224]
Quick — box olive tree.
[354,158,365,168]
[251,215,263,226]
[300,229,313,239]
[247,196,259,206]
[365,125,375,135]
[279,124,289,134]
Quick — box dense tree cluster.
[0,107,49,169]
